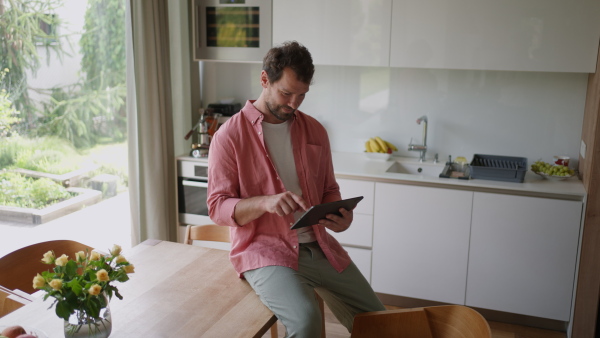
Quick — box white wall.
[200,62,587,167]
[26,0,88,100]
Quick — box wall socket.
[580,140,587,159]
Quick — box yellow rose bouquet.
[32,244,134,328]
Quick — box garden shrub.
[0,69,21,137]
[0,172,75,209]
[0,136,20,168]
[1,135,88,174]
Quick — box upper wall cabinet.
[272,0,392,67]
[390,0,600,72]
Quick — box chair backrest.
[184,224,230,245]
[425,305,491,338]
[351,305,491,338]
[0,240,93,294]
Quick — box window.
[36,14,59,45]
[0,0,131,258]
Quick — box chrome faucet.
[408,115,428,162]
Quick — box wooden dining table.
[0,239,277,337]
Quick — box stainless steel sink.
[386,161,444,176]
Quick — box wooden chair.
[184,224,327,338]
[0,287,31,317]
[184,223,230,245]
[351,305,492,338]
[0,240,93,294]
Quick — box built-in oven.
[177,158,213,226]
[192,0,272,62]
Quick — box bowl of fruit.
[0,325,47,338]
[530,160,575,181]
[364,137,397,161]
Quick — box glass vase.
[63,293,112,338]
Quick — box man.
[207,41,385,337]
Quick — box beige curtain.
[127,0,177,244]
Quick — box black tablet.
[290,196,364,230]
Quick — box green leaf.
[116,273,129,283]
[98,294,107,308]
[85,269,97,280]
[87,296,101,319]
[65,260,78,278]
[104,287,114,300]
[55,300,72,321]
[67,279,83,296]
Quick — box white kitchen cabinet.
[466,192,582,321]
[345,246,372,283]
[331,179,375,282]
[332,213,373,249]
[372,182,473,305]
[337,178,374,215]
[332,179,375,248]
[390,0,600,72]
[272,0,392,67]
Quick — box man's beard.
[266,101,295,122]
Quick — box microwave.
[192,0,272,62]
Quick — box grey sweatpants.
[243,241,385,338]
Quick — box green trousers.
[243,241,385,338]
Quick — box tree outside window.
[0,0,128,216]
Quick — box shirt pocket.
[305,144,322,182]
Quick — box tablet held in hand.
[290,196,364,230]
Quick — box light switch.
[580,140,587,159]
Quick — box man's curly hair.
[262,41,314,85]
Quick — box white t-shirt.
[262,120,316,243]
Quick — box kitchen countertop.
[177,154,209,162]
[332,152,586,201]
[177,153,586,201]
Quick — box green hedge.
[0,172,75,209]
[0,135,87,174]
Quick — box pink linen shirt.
[207,100,351,277]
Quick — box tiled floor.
[0,192,133,259]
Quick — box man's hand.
[234,191,309,225]
[319,208,353,233]
[264,191,310,216]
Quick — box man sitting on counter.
[207,40,385,337]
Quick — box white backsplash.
[201,62,587,166]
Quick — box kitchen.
[167,0,600,337]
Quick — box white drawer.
[337,179,374,215]
[331,213,373,248]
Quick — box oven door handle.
[181,180,209,188]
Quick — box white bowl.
[364,152,392,161]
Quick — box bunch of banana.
[365,136,398,154]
